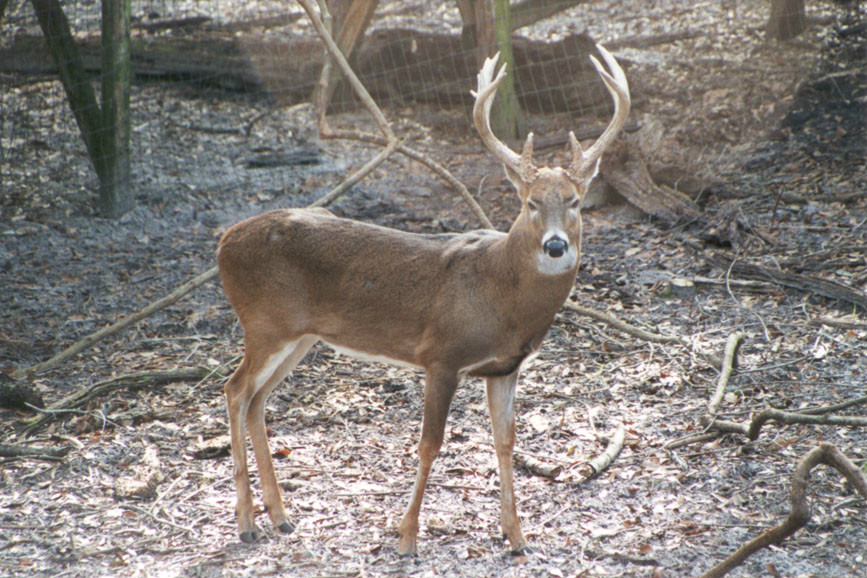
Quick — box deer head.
[471,46,630,277]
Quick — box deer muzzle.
[543,236,568,258]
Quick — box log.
[601,139,701,223]
[704,251,867,310]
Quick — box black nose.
[543,237,568,258]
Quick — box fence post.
[100,0,133,217]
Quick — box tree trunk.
[100,0,134,217]
[491,0,524,139]
[766,0,806,41]
[315,0,380,109]
[458,0,524,139]
[30,0,107,184]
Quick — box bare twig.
[700,443,867,578]
[121,504,198,535]
[798,395,867,416]
[322,129,493,228]
[304,0,493,230]
[309,137,402,208]
[663,431,722,450]
[298,0,394,140]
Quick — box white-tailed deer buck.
[218,46,629,556]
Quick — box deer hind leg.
[398,369,459,557]
[225,335,317,543]
[485,371,530,554]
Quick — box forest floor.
[1,1,866,577]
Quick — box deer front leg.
[485,371,530,554]
[398,369,459,557]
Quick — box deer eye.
[527,200,539,211]
[569,197,580,210]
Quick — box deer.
[217,45,629,556]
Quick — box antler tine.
[568,44,631,183]
[472,53,536,182]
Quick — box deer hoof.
[239,530,259,544]
[278,521,295,535]
[511,544,534,556]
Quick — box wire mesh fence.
[0,0,862,218]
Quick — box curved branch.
[748,408,867,441]
[700,443,867,578]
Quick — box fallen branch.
[707,332,745,416]
[21,367,215,435]
[808,316,867,331]
[705,251,867,311]
[679,334,867,445]
[798,395,867,415]
[9,267,220,380]
[747,408,867,441]
[576,424,626,480]
[700,443,867,578]
[563,301,723,369]
[0,442,70,460]
[515,453,563,479]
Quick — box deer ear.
[568,158,600,201]
[503,165,529,200]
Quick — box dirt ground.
[1,1,866,577]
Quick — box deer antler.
[472,53,537,183]
[473,47,629,187]
[567,44,631,184]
